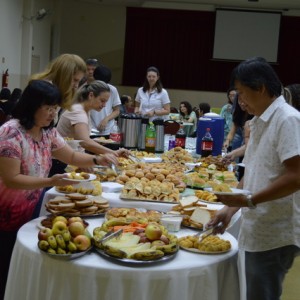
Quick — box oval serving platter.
[94,247,178,265]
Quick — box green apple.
[38,228,53,241]
[62,230,71,242]
[47,248,57,254]
[73,235,91,251]
[145,223,162,241]
[38,240,50,251]
[57,247,67,255]
[47,235,58,249]
[56,234,66,249]
[52,221,68,236]
[68,241,77,253]
[52,216,68,225]
[68,221,85,237]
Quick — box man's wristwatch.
[246,194,256,209]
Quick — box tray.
[94,247,177,265]
[120,196,178,204]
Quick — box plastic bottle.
[109,120,122,143]
[175,123,186,149]
[145,122,156,153]
[201,128,213,157]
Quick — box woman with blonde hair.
[30,53,86,110]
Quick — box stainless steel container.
[121,113,142,149]
[153,118,165,153]
[138,116,149,150]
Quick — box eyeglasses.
[41,105,59,113]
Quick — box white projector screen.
[213,9,281,62]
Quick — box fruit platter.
[37,216,92,260]
[93,218,179,264]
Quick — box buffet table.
[39,187,241,239]
[5,216,239,300]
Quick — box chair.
[164,120,180,135]
[0,108,11,126]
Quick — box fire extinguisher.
[2,69,9,88]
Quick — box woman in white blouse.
[134,66,171,121]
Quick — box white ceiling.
[76,0,300,11]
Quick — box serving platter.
[41,246,93,260]
[180,246,231,255]
[94,247,178,265]
[120,196,178,204]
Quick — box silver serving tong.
[128,154,141,163]
[111,163,121,175]
[100,229,123,244]
[195,222,223,242]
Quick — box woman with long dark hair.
[134,66,170,121]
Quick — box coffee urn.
[120,113,142,149]
[153,118,165,153]
[138,116,149,151]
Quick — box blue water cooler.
[196,114,225,156]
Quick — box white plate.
[101,182,124,192]
[185,162,202,170]
[141,157,162,163]
[180,246,231,254]
[205,187,250,195]
[63,173,97,182]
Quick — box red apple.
[68,221,85,237]
[52,216,68,225]
[68,217,84,225]
[38,228,53,241]
[52,221,68,236]
[145,223,162,241]
[73,235,91,251]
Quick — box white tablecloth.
[5,216,239,300]
[40,187,241,239]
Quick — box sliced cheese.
[190,207,212,227]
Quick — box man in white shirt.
[208,57,300,300]
[90,65,121,137]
